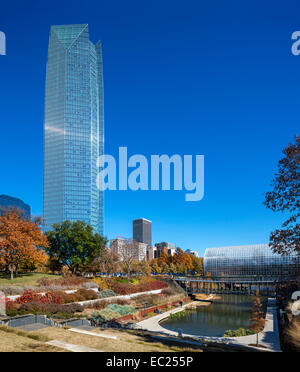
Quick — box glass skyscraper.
[44,24,104,235]
[0,195,31,219]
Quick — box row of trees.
[0,210,202,279]
[0,211,107,279]
[150,248,203,275]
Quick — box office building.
[133,218,152,247]
[0,195,31,219]
[43,24,104,235]
[185,249,199,257]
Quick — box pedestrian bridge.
[174,276,280,296]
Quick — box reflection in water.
[161,295,265,337]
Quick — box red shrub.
[46,289,98,304]
[37,276,87,288]
[111,279,168,295]
[15,290,62,305]
[5,299,20,311]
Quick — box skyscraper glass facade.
[0,195,31,219]
[204,244,300,278]
[44,24,104,235]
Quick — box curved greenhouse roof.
[204,244,300,278]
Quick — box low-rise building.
[185,249,199,257]
[110,238,147,261]
[146,246,156,261]
[154,242,176,258]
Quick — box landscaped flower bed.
[110,277,168,295]
[2,276,181,323]
[98,289,117,298]
[15,290,62,305]
[92,276,168,295]
[0,276,98,296]
[5,299,85,318]
[37,276,90,288]
[115,297,191,323]
[48,289,98,304]
[93,304,137,321]
[4,288,98,317]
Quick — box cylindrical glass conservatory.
[204,244,300,278]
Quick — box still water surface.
[161,295,259,337]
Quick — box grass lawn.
[0,328,64,352]
[0,325,257,352]
[0,272,61,287]
[0,326,201,352]
[31,327,203,352]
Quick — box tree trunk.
[127,266,130,282]
[256,333,259,346]
[10,265,14,280]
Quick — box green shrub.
[98,289,117,298]
[96,308,119,320]
[96,304,137,320]
[169,310,191,319]
[106,304,136,316]
[223,328,254,337]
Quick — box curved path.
[136,301,198,336]
[136,298,281,352]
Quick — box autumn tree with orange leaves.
[150,247,200,274]
[173,248,193,274]
[0,209,48,280]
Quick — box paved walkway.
[69,327,117,340]
[46,340,102,352]
[227,299,281,352]
[136,301,199,336]
[136,298,281,352]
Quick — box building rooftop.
[133,218,152,223]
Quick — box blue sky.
[0,0,299,256]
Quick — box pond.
[160,295,265,337]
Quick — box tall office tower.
[0,195,31,219]
[43,24,104,235]
[133,218,152,247]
